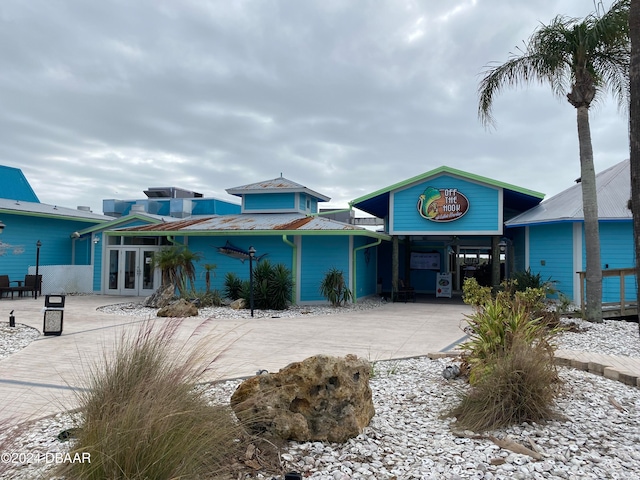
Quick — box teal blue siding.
[0,214,96,280]
[93,233,102,291]
[311,198,318,214]
[244,193,295,211]
[529,223,574,299]
[355,237,378,299]
[73,237,92,265]
[598,222,636,303]
[186,236,295,294]
[299,194,306,211]
[392,175,500,233]
[300,236,350,302]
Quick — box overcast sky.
[0,0,630,215]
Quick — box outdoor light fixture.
[35,240,42,300]
[248,246,256,318]
[93,236,100,244]
[0,220,5,234]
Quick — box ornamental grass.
[56,319,251,480]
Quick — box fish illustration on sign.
[417,186,442,219]
[215,241,268,263]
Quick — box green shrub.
[223,272,244,300]
[319,268,352,306]
[57,320,248,479]
[460,297,557,385]
[449,333,562,431]
[189,288,222,307]
[242,260,293,310]
[511,267,553,292]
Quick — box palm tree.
[152,246,202,297]
[630,0,640,330]
[478,0,630,322]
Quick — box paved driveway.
[0,295,470,424]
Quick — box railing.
[577,267,637,317]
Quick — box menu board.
[436,273,452,298]
[410,252,440,270]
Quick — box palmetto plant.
[478,0,630,322]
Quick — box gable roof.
[350,165,545,219]
[226,176,331,202]
[505,159,631,227]
[0,165,40,203]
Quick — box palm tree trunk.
[576,105,603,322]
[630,0,640,332]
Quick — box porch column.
[491,235,500,289]
[392,236,399,300]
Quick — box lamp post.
[248,246,256,317]
[35,240,41,300]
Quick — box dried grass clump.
[449,334,563,432]
[56,319,250,480]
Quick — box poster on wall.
[410,252,440,270]
[436,273,452,298]
[417,187,469,222]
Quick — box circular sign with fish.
[417,187,469,222]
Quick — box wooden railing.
[577,267,637,317]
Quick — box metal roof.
[116,213,390,239]
[505,159,631,227]
[0,198,112,222]
[226,176,331,202]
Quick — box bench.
[16,274,42,298]
[0,275,22,299]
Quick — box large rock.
[229,298,246,310]
[157,298,198,317]
[230,354,374,443]
[144,284,176,308]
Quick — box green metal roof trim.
[350,165,545,206]
[76,213,163,235]
[0,209,109,224]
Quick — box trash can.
[43,295,65,336]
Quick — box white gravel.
[1,306,640,480]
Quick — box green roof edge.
[349,165,545,206]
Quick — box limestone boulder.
[157,298,198,317]
[229,298,246,310]
[230,354,374,443]
[144,284,176,308]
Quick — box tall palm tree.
[630,0,640,330]
[478,0,630,322]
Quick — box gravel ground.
[1,306,640,480]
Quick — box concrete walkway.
[1,295,639,426]
[0,295,471,425]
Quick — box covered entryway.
[349,166,544,299]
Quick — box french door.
[106,248,159,296]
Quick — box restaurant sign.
[417,186,469,222]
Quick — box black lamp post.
[35,240,41,300]
[248,246,256,317]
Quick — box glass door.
[105,248,159,296]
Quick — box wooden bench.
[0,275,22,299]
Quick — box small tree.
[320,268,352,307]
[152,246,202,297]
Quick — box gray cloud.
[0,0,629,213]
